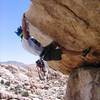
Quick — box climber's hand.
[23,13,26,19]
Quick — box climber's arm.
[22,13,30,39]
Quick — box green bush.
[5,81,10,86]
[1,80,4,84]
[22,91,29,97]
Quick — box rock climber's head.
[15,26,23,39]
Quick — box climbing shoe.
[82,47,91,57]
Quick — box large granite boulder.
[26,0,100,74]
[64,63,100,100]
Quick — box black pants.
[40,42,62,61]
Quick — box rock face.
[26,0,100,74]
[0,64,67,100]
[64,66,100,100]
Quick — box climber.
[15,13,62,61]
[15,13,92,62]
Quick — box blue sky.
[0,0,39,64]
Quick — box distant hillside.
[0,61,27,68]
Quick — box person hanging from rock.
[15,13,92,66]
[15,13,62,61]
